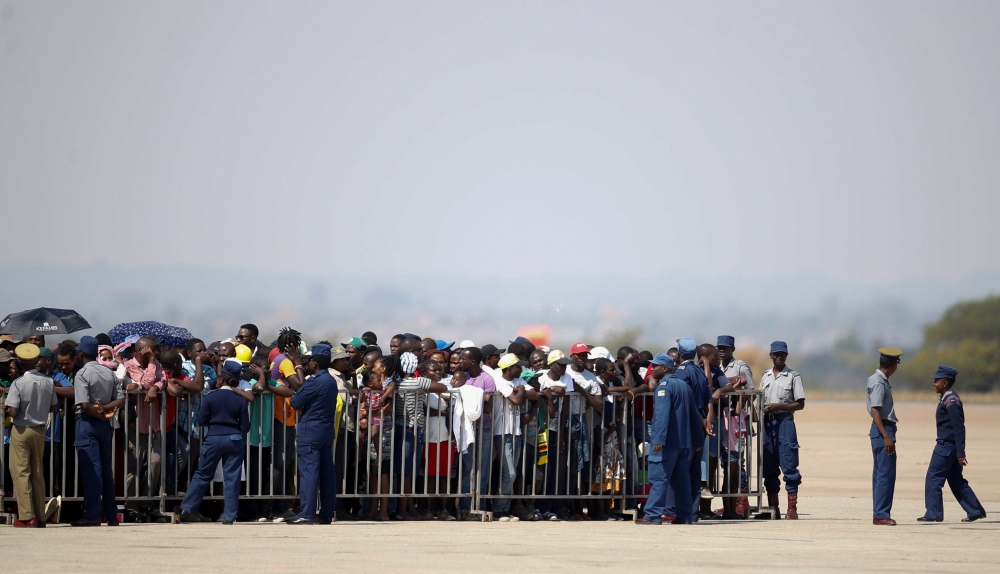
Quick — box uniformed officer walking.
[287,344,341,525]
[637,354,703,525]
[70,336,125,527]
[917,365,986,523]
[867,347,901,525]
[759,341,804,520]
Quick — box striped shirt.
[394,377,433,429]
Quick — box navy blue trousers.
[75,417,118,522]
[297,440,336,520]
[181,434,244,522]
[663,444,702,519]
[870,423,896,520]
[645,448,693,523]
[923,443,985,520]
[763,414,801,495]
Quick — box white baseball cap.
[588,346,613,361]
[456,340,476,349]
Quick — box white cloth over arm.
[452,384,484,454]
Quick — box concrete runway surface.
[1,400,997,573]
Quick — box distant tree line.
[897,295,1000,392]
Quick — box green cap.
[342,337,367,349]
[37,347,54,359]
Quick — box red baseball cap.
[570,342,589,355]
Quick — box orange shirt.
[272,357,297,426]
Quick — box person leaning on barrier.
[176,358,251,524]
[717,335,754,517]
[4,343,59,528]
[287,343,341,525]
[637,353,701,525]
[867,347,900,526]
[918,365,987,523]
[70,336,125,527]
[759,341,804,520]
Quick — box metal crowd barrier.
[1,385,765,520]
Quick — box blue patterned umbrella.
[108,321,193,347]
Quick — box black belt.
[881,420,896,427]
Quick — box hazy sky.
[2,1,998,281]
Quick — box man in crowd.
[70,336,125,527]
[236,323,269,358]
[455,346,496,520]
[124,336,168,502]
[4,344,58,527]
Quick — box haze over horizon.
[2,2,999,281]
[2,2,999,357]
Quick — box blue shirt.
[46,372,74,442]
[649,375,702,454]
[197,387,250,437]
[291,369,339,444]
[935,390,967,458]
[179,360,216,438]
[674,361,711,417]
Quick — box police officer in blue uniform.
[759,341,805,520]
[71,336,125,527]
[868,347,901,525]
[670,338,711,522]
[637,354,704,525]
[917,365,986,523]
[287,344,341,525]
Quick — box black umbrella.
[0,307,92,337]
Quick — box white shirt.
[538,371,573,431]
[493,375,524,436]
[567,366,602,416]
[426,386,453,443]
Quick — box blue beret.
[77,336,99,356]
[650,352,673,367]
[509,336,531,344]
[932,364,957,381]
[311,343,332,357]
[221,359,243,378]
[677,338,697,358]
[403,333,420,340]
[770,341,788,354]
[717,335,735,347]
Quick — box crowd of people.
[2,323,984,528]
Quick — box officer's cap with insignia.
[650,353,674,368]
[932,364,957,382]
[878,347,903,364]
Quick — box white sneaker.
[509,515,520,522]
[257,517,269,522]
[497,515,511,522]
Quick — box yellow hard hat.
[235,344,252,364]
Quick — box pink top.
[125,358,166,433]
